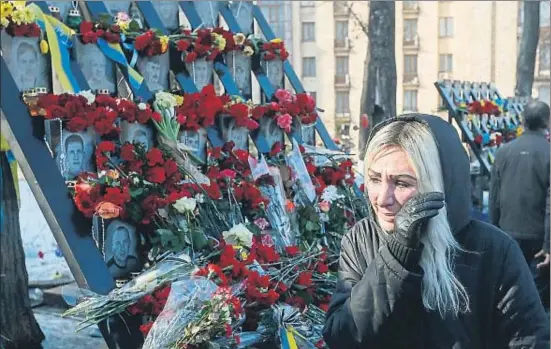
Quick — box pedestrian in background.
[490,100,550,310]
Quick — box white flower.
[77,90,96,105]
[154,91,177,110]
[173,197,197,213]
[222,223,253,248]
[138,102,147,111]
[98,170,107,178]
[195,193,205,203]
[321,185,344,203]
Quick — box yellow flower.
[516,126,524,137]
[10,1,26,10]
[39,39,49,54]
[174,94,184,106]
[11,6,34,25]
[243,45,254,57]
[118,20,129,33]
[233,33,246,46]
[159,35,169,53]
[0,17,8,28]
[1,2,14,20]
[270,38,282,44]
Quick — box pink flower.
[274,89,293,104]
[276,113,293,133]
[261,234,275,247]
[219,169,237,180]
[319,200,330,213]
[254,218,270,230]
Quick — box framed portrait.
[177,128,208,162]
[261,58,284,90]
[95,218,141,279]
[184,58,214,92]
[259,116,284,150]
[137,53,169,93]
[120,121,155,151]
[45,120,96,180]
[229,1,253,34]
[151,0,180,31]
[217,115,249,151]
[194,1,219,28]
[301,123,316,146]
[1,32,51,92]
[226,51,252,98]
[74,39,116,93]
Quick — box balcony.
[402,1,420,14]
[334,74,351,88]
[334,2,350,17]
[334,37,351,51]
[403,34,420,49]
[403,73,419,85]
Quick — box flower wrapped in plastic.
[62,252,199,330]
[142,277,244,349]
[271,303,321,349]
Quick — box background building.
[257,0,551,157]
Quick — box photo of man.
[152,1,179,30]
[104,220,139,278]
[186,59,213,91]
[260,116,283,149]
[132,129,151,151]
[65,134,84,179]
[194,1,218,28]
[78,44,115,92]
[138,55,168,92]
[228,52,251,97]
[16,42,39,90]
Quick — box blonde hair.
[365,120,470,317]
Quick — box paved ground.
[34,306,107,349]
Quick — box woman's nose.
[376,182,394,208]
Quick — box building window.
[439,17,454,37]
[336,91,350,114]
[259,1,293,49]
[439,54,453,73]
[302,57,316,77]
[539,41,550,72]
[403,1,418,10]
[404,54,418,75]
[309,91,317,101]
[403,19,418,44]
[302,22,315,42]
[336,56,349,76]
[335,20,349,47]
[301,1,315,7]
[404,90,418,112]
[541,1,550,27]
[538,85,550,105]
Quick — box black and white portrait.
[152,1,180,31]
[260,116,283,149]
[103,1,131,17]
[262,58,284,90]
[194,1,219,28]
[226,51,251,97]
[1,33,51,91]
[104,220,140,278]
[230,1,253,34]
[178,129,207,161]
[120,121,154,151]
[52,129,95,180]
[137,54,169,92]
[218,115,249,150]
[301,124,316,146]
[185,58,213,92]
[75,39,116,93]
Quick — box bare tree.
[0,152,45,349]
[515,1,540,97]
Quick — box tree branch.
[345,2,368,36]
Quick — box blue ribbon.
[96,38,143,91]
[120,34,138,68]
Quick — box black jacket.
[490,130,550,241]
[323,115,550,348]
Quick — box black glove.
[388,192,445,268]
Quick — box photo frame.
[151,0,180,31]
[177,128,208,162]
[229,1,253,34]
[226,51,252,98]
[120,121,155,151]
[185,58,214,92]
[74,38,116,93]
[259,116,284,150]
[45,119,96,180]
[0,32,51,92]
[217,115,249,151]
[194,1,219,28]
[261,57,284,90]
[137,53,170,93]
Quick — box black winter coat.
[323,115,550,348]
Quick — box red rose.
[147,166,166,183]
[146,148,164,166]
[45,105,68,120]
[296,271,312,287]
[81,31,98,44]
[66,116,88,132]
[163,159,178,177]
[96,141,116,154]
[184,51,198,63]
[151,111,162,122]
[79,21,94,34]
[104,31,120,43]
[139,321,154,337]
[279,48,289,60]
[263,51,276,61]
[285,246,301,257]
[103,187,131,206]
[176,40,190,52]
[120,143,136,162]
[134,31,154,51]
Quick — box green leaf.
[305,221,318,232]
[191,230,208,250]
[152,28,164,37]
[130,187,143,198]
[128,20,141,32]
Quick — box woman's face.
[366,145,418,232]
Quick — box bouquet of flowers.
[1,1,40,37]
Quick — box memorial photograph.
[52,130,95,180]
[102,219,140,279]
[120,121,154,151]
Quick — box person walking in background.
[490,100,550,311]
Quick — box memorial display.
[1,2,364,349]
